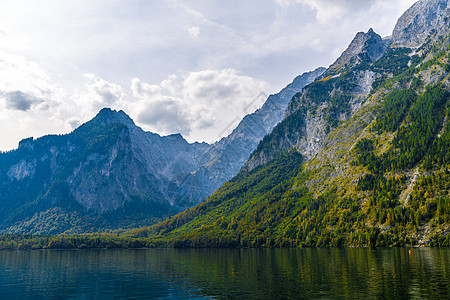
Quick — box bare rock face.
[392,0,450,48]
[326,28,389,75]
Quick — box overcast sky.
[0,0,417,151]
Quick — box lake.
[0,248,448,299]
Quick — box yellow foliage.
[318,76,332,82]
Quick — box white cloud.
[0,0,418,93]
[0,50,60,101]
[131,78,161,98]
[135,96,191,135]
[65,117,82,131]
[129,69,269,143]
[1,91,44,111]
[274,0,292,6]
[81,73,127,112]
[297,0,377,22]
[0,49,72,150]
[275,0,408,23]
[188,26,201,38]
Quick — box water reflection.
[0,248,448,299]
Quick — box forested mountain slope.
[137,0,450,247]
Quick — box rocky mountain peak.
[93,107,136,128]
[326,28,388,75]
[362,28,389,61]
[18,137,34,150]
[392,0,450,48]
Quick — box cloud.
[131,78,161,98]
[276,0,377,22]
[184,69,239,100]
[298,0,376,10]
[188,26,201,38]
[129,69,269,142]
[82,73,126,111]
[131,77,189,132]
[0,50,61,101]
[2,91,43,111]
[65,117,82,130]
[274,0,292,6]
[276,0,416,25]
[136,97,191,135]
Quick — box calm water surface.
[0,248,448,299]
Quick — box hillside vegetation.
[128,30,450,248]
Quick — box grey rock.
[7,159,36,181]
[392,0,450,48]
[326,28,389,76]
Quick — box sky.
[0,0,417,151]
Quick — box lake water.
[0,248,449,299]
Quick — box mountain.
[0,109,205,233]
[139,0,450,247]
[0,69,323,234]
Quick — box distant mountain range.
[0,67,324,234]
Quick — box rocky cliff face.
[392,0,450,48]
[245,7,450,172]
[66,109,212,214]
[326,29,390,76]
[88,109,209,186]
